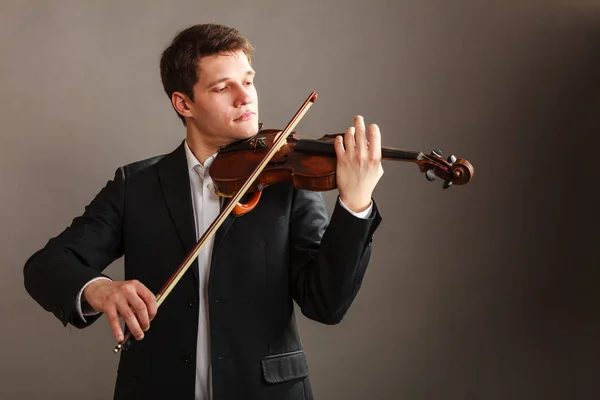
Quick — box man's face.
[187,50,259,147]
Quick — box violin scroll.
[419,149,474,189]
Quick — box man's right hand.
[83,279,157,342]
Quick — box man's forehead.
[198,51,251,73]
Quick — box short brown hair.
[160,23,255,126]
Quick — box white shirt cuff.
[75,276,112,322]
[338,198,373,219]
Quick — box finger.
[354,115,367,157]
[368,123,382,161]
[333,134,345,158]
[136,284,158,322]
[117,301,144,340]
[128,296,150,332]
[344,126,355,156]
[105,306,124,342]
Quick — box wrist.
[339,195,372,213]
[83,279,108,302]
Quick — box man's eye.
[214,87,227,92]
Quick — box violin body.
[210,129,340,197]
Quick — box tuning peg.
[447,155,457,164]
[443,180,453,189]
[432,149,442,157]
[426,169,436,181]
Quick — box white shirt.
[183,140,220,400]
[77,139,373,400]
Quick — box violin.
[113,91,474,352]
[210,126,474,216]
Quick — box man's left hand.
[334,115,384,213]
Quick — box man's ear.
[171,91,193,120]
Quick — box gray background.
[1,1,599,399]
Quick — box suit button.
[183,354,194,363]
[188,299,199,307]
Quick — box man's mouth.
[234,111,255,122]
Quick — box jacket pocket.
[261,350,309,384]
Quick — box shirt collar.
[184,140,218,173]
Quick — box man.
[23,23,383,399]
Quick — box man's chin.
[237,122,260,138]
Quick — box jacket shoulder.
[121,154,166,177]
[118,141,185,179]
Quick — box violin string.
[296,133,419,157]
[293,133,447,163]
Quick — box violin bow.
[114,92,318,352]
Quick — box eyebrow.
[206,70,255,89]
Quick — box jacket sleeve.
[289,189,382,325]
[23,167,126,328]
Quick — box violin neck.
[295,138,421,161]
[381,147,421,161]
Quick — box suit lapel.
[157,141,199,283]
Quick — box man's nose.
[235,85,253,107]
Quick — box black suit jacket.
[23,141,382,400]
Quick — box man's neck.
[185,131,219,166]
